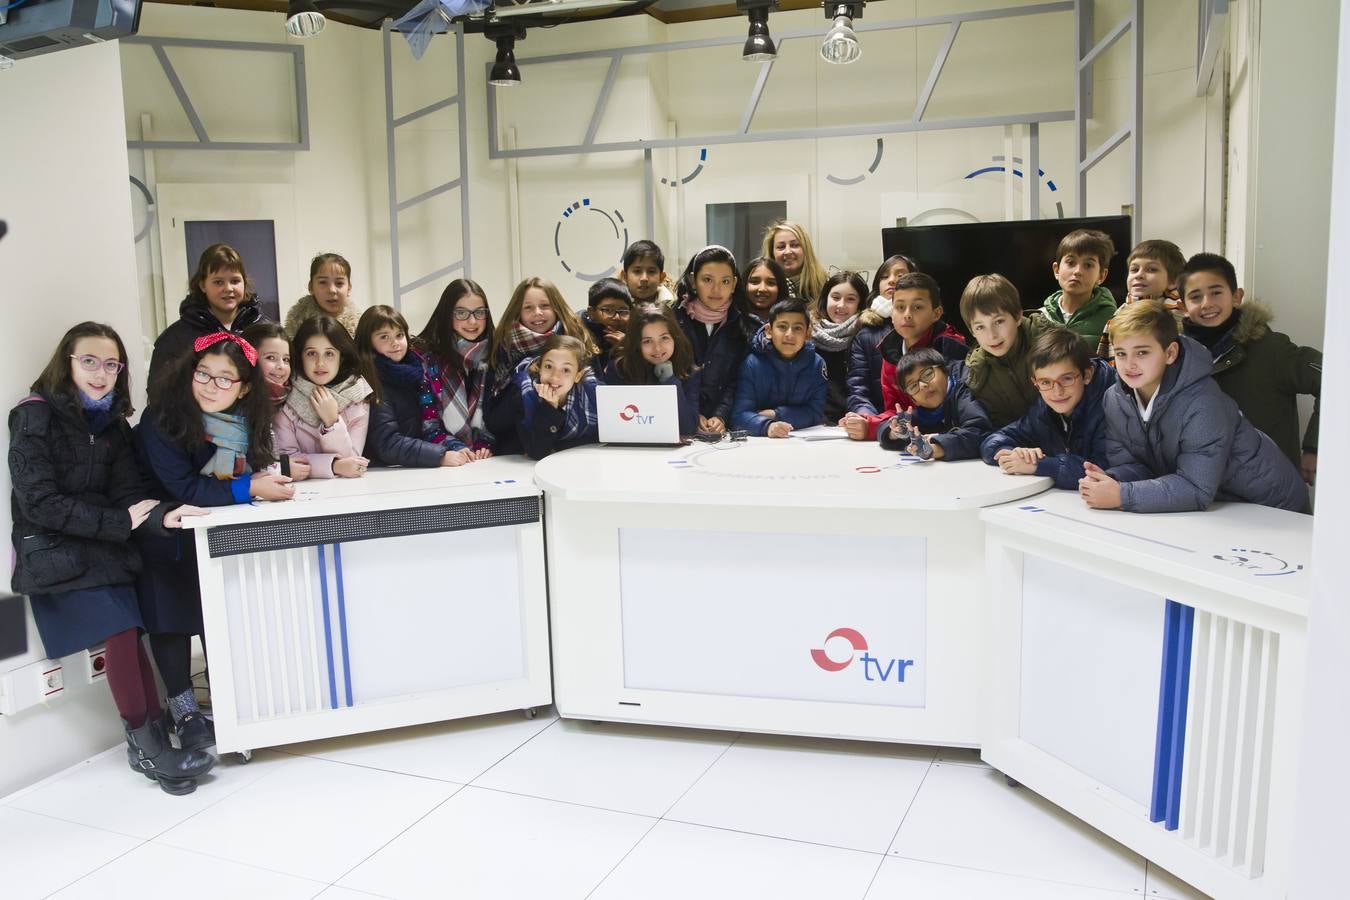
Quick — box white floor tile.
[281,708,556,784]
[1145,861,1213,899]
[666,735,933,852]
[340,786,654,900]
[889,763,1146,894]
[7,747,289,839]
[49,842,325,899]
[315,889,393,900]
[472,719,735,816]
[589,820,880,900]
[0,807,141,900]
[155,756,459,882]
[866,857,1141,899]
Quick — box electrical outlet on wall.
[83,646,107,683]
[0,659,64,715]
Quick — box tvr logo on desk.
[618,404,657,424]
[809,627,916,683]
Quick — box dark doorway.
[184,220,281,323]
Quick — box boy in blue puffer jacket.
[732,299,827,437]
[981,325,1116,488]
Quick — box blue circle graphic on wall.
[555,198,630,282]
[964,156,1065,218]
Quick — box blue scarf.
[374,351,426,391]
[200,411,252,479]
[514,359,597,442]
[914,399,946,431]
[79,390,116,435]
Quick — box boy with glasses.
[878,348,990,460]
[579,278,634,367]
[981,326,1116,488]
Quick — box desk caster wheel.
[1004,774,1020,788]
[237,749,253,764]
[523,707,538,720]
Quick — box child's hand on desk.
[699,416,726,434]
[1301,451,1317,485]
[332,456,369,478]
[250,473,295,501]
[841,412,867,441]
[766,421,793,438]
[1079,461,1122,509]
[758,409,777,420]
[288,459,312,481]
[442,449,470,467]
[467,447,493,460]
[995,447,1043,475]
[164,505,208,528]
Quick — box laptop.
[596,384,685,446]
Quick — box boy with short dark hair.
[732,298,827,438]
[960,273,1050,429]
[1080,300,1308,513]
[843,271,968,441]
[982,325,1117,488]
[1179,251,1321,483]
[580,278,633,359]
[1041,228,1117,348]
[1097,238,1186,358]
[620,240,672,307]
[880,348,990,460]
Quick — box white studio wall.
[0,41,146,797]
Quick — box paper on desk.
[787,425,849,441]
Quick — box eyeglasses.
[452,308,490,321]
[193,368,243,391]
[1033,372,1084,393]
[902,366,939,396]
[595,306,631,318]
[71,355,126,375]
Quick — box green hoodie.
[1041,285,1119,348]
[964,315,1050,429]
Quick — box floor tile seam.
[147,833,344,884]
[462,715,562,786]
[314,885,395,900]
[884,849,1148,895]
[862,756,937,898]
[580,815,665,900]
[655,730,744,820]
[141,754,306,842]
[458,782,665,820]
[328,784,484,888]
[39,836,151,900]
[4,803,151,842]
[1,745,125,806]
[657,815,893,858]
[261,751,474,787]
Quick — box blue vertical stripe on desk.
[1150,599,1194,830]
[333,543,354,708]
[316,544,339,711]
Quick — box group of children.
[8,221,1322,794]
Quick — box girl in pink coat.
[274,315,373,479]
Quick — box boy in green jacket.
[1180,252,1321,484]
[961,274,1051,428]
[1042,229,1119,349]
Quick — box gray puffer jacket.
[1103,335,1309,514]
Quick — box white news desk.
[184,458,550,757]
[533,438,1052,747]
[981,489,1311,900]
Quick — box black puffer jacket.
[148,293,266,379]
[8,393,163,593]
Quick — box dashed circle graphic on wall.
[825,138,885,186]
[964,156,1065,218]
[554,198,629,282]
[661,148,708,187]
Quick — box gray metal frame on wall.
[483,0,1141,242]
[382,20,473,309]
[122,36,310,151]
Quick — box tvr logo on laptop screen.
[618,404,657,424]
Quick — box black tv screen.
[881,215,1132,334]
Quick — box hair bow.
[194,331,258,367]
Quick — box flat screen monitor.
[881,215,1132,335]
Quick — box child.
[620,240,673,307]
[10,323,215,794]
[150,243,266,379]
[1041,229,1118,348]
[1097,239,1186,358]
[243,322,312,481]
[761,220,828,301]
[418,278,496,453]
[981,325,1117,488]
[284,252,361,338]
[1081,301,1308,513]
[743,256,788,321]
[961,274,1049,429]
[732,298,828,438]
[867,253,920,316]
[487,277,597,394]
[135,331,293,754]
[879,349,990,460]
[844,272,968,440]
[493,334,598,459]
[358,305,483,469]
[604,306,702,436]
[811,271,870,424]
[275,315,373,479]
[580,277,633,363]
[672,245,759,433]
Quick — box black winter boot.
[124,717,215,795]
[174,711,216,753]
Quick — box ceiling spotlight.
[487,26,525,87]
[285,0,325,38]
[738,1,777,62]
[820,2,863,65]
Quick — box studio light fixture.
[487,26,525,86]
[737,0,778,62]
[820,1,863,65]
[284,0,326,38]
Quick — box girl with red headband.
[133,331,293,755]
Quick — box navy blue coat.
[149,294,267,380]
[980,359,1117,489]
[487,368,600,459]
[600,358,703,437]
[731,331,828,435]
[877,362,991,460]
[366,356,465,468]
[673,303,754,424]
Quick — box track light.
[285,0,325,38]
[487,26,525,87]
[738,1,778,62]
[820,2,863,65]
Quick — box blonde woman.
[761,220,828,303]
